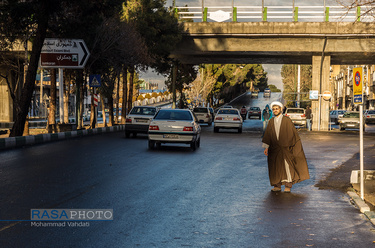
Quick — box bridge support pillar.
[312,55,331,131]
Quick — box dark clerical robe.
[262,116,310,186]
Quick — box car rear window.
[193,108,208,113]
[250,107,260,110]
[338,111,346,114]
[154,110,193,120]
[218,109,239,115]
[287,109,304,114]
[130,107,156,115]
[368,110,375,114]
[343,112,359,118]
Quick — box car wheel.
[259,116,261,120]
[197,138,200,148]
[148,140,155,149]
[156,142,161,149]
[133,132,137,138]
[190,140,197,151]
[208,121,212,126]
[238,127,242,133]
[125,131,130,138]
[214,127,219,133]
[340,126,345,131]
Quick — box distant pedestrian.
[262,101,310,193]
[261,104,272,136]
[240,106,247,120]
[305,106,312,131]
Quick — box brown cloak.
[262,116,310,186]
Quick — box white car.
[214,108,243,133]
[330,109,347,124]
[148,109,201,151]
[125,106,157,138]
[285,108,306,127]
[193,107,212,126]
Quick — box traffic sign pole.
[59,68,64,123]
[360,104,364,200]
[353,67,364,200]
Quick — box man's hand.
[264,148,268,156]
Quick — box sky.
[140,0,348,91]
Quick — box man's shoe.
[284,187,291,193]
[271,187,281,192]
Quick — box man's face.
[272,106,281,116]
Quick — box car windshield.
[287,109,304,114]
[343,112,359,118]
[193,108,208,113]
[154,110,193,120]
[218,109,239,115]
[338,111,346,114]
[130,107,156,115]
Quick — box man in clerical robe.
[262,101,310,192]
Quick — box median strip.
[0,125,125,150]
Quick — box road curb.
[0,125,125,150]
[347,191,375,226]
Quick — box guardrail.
[175,5,374,22]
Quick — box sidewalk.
[315,142,375,225]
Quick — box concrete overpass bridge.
[171,20,375,130]
[170,3,375,130]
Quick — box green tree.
[281,65,312,107]
[0,0,124,136]
[268,84,281,92]
[202,64,268,105]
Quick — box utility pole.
[297,65,301,108]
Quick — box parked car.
[148,109,201,151]
[330,110,347,124]
[339,111,365,131]
[125,106,157,138]
[365,110,375,124]
[214,108,243,133]
[251,91,258,98]
[248,107,261,119]
[193,107,212,126]
[285,108,306,126]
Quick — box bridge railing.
[175,5,374,22]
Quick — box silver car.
[330,110,347,124]
[365,110,375,124]
[193,107,212,126]
[339,111,365,131]
[125,106,157,138]
[214,108,243,133]
[285,108,306,127]
[148,109,201,151]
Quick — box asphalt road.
[1,93,375,247]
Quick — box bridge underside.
[171,22,375,65]
[171,50,375,65]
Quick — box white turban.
[270,101,283,109]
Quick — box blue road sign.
[89,75,101,87]
[309,90,318,100]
